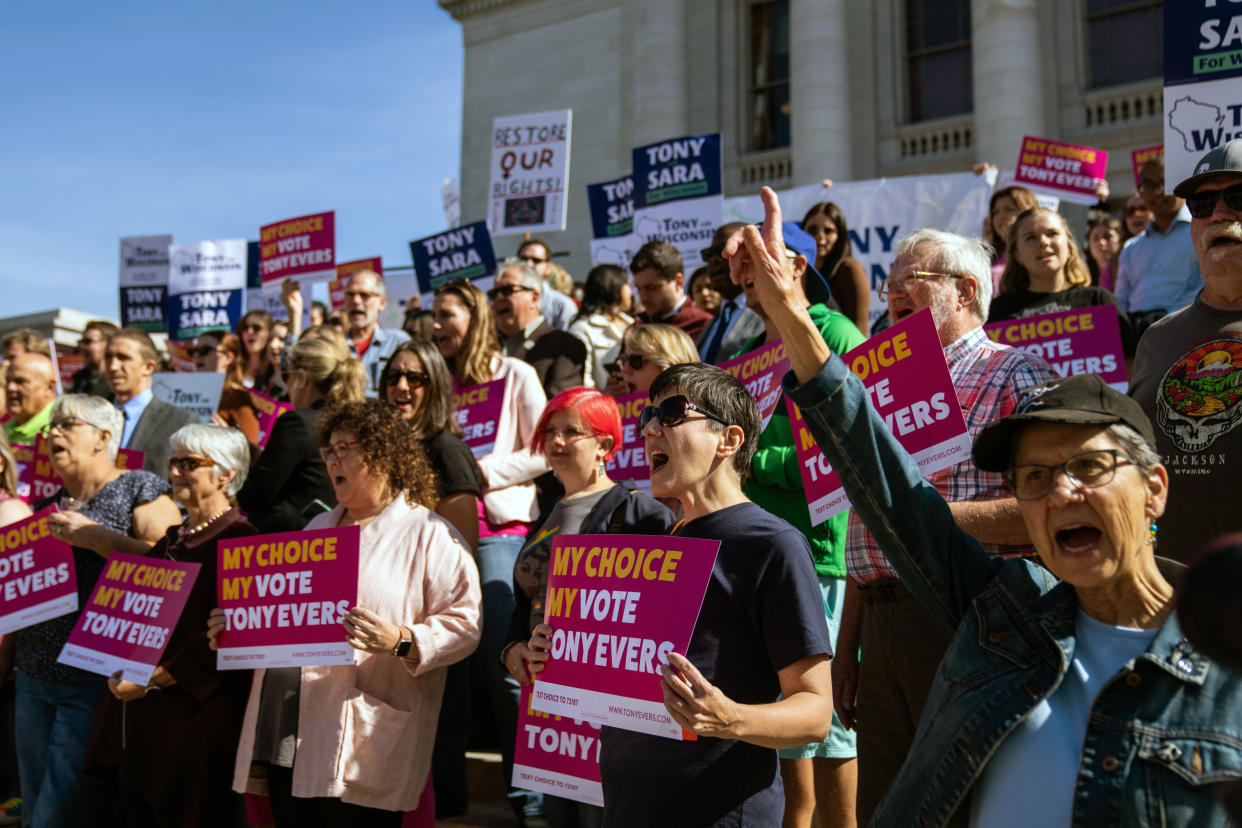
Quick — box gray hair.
[53,395,122,460]
[169,424,250,497]
[345,269,386,298]
[895,228,994,321]
[1105,423,1161,473]
[497,258,543,295]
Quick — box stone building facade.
[439,0,1163,281]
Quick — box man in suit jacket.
[697,222,765,363]
[491,258,588,398]
[105,329,197,477]
[630,240,713,342]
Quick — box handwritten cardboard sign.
[451,378,506,459]
[215,526,360,669]
[531,533,720,740]
[1014,136,1109,205]
[792,310,972,525]
[0,508,77,634]
[489,109,573,237]
[259,211,335,290]
[58,552,200,684]
[985,305,1127,391]
[513,682,603,807]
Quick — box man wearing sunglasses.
[1115,156,1203,336]
[592,363,833,826]
[516,238,577,331]
[1130,138,1242,559]
[341,270,409,397]
[490,259,587,397]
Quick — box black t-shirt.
[599,502,832,827]
[988,286,1138,355]
[424,427,481,498]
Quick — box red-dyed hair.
[532,386,623,462]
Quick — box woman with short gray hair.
[84,423,258,828]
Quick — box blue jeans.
[474,533,542,820]
[15,670,105,828]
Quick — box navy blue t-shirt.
[599,501,832,827]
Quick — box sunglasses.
[1186,183,1242,219]
[240,324,266,334]
[639,395,729,431]
[487,284,533,300]
[385,370,430,388]
[699,244,724,261]
[168,456,216,473]
[187,345,221,358]
[603,354,647,375]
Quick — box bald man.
[5,352,57,443]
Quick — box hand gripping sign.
[452,378,507,459]
[792,309,972,525]
[513,682,603,807]
[1013,136,1109,206]
[0,508,77,635]
[985,305,1127,391]
[259,211,335,291]
[530,533,720,740]
[215,525,360,670]
[58,552,200,684]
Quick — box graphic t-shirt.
[1130,297,1242,559]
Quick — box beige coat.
[231,498,481,811]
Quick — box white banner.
[151,373,225,423]
[724,172,993,328]
[489,109,573,237]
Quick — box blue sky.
[1,2,463,318]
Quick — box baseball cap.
[1174,139,1242,198]
[973,374,1157,472]
[778,222,832,307]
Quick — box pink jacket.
[231,499,481,811]
[476,355,550,525]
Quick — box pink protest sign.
[11,444,34,503]
[985,305,1127,391]
[604,390,650,488]
[1131,145,1163,189]
[718,339,791,430]
[513,682,603,807]
[531,533,720,740]
[1014,136,1109,206]
[247,389,295,448]
[452,378,507,459]
[115,448,146,471]
[28,437,59,504]
[215,525,360,669]
[336,256,382,281]
[792,310,972,525]
[259,211,336,290]
[58,552,200,684]
[0,508,77,634]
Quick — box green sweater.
[735,304,865,577]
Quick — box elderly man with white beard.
[1130,139,1242,560]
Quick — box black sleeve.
[752,529,834,671]
[427,431,482,497]
[237,410,310,514]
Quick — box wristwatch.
[393,626,413,658]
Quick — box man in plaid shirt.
[832,229,1058,825]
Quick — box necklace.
[183,507,230,538]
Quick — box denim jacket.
[785,354,1242,827]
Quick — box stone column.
[632,0,688,145]
[790,0,852,182]
[972,0,1048,166]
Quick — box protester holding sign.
[432,280,547,824]
[567,265,635,390]
[221,399,480,823]
[990,207,1137,359]
[5,395,177,826]
[503,386,672,826]
[235,310,284,398]
[237,335,364,533]
[191,331,261,445]
[83,424,256,828]
[801,202,869,333]
[742,184,1242,828]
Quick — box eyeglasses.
[343,290,381,302]
[639,395,729,431]
[1005,449,1133,500]
[1186,183,1242,219]
[187,346,223,358]
[487,284,534,300]
[318,440,361,463]
[49,417,100,434]
[699,244,724,262]
[539,427,594,444]
[877,271,959,300]
[167,456,216,474]
[385,370,430,388]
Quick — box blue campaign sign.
[409,220,497,294]
[632,133,722,210]
[586,175,635,239]
[246,241,261,289]
[120,286,167,332]
[166,289,244,341]
[1166,3,1242,86]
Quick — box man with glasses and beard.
[1130,139,1242,559]
[341,269,409,397]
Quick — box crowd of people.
[0,139,1238,828]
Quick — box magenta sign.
[1014,135,1109,205]
[0,508,77,634]
[604,390,650,487]
[452,378,507,459]
[985,305,1127,391]
[513,682,603,806]
[718,338,791,429]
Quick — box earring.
[1149,522,1158,546]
